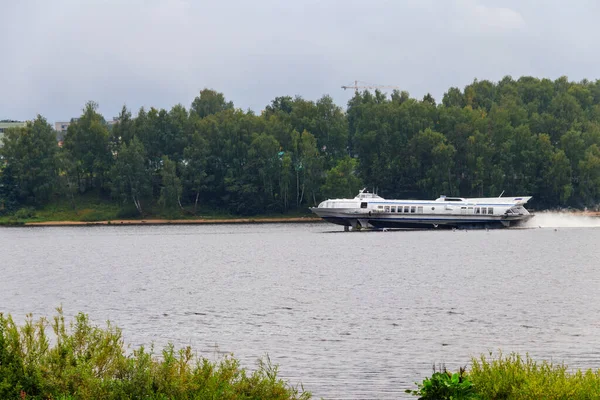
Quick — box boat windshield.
[354,192,383,200]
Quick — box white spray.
[524,211,600,228]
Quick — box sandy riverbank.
[23,217,323,227]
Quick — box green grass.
[0,194,121,224]
[408,352,600,399]
[470,352,600,399]
[0,309,311,400]
[0,194,316,225]
[36,199,121,222]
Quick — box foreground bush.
[408,352,600,399]
[0,309,310,400]
[405,365,475,399]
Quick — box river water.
[1,222,600,399]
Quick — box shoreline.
[20,216,324,227]
[2,210,598,227]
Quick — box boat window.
[482,208,487,215]
[378,205,383,209]
[410,206,416,213]
[391,206,396,212]
[488,207,493,214]
[404,206,409,213]
[361,202,368,209]
[475,207,480,214]
[461,206,466,209]
[384,206,390,212]
[431,207,435,211]
[417,206,423,214]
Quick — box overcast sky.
[2,0,599,122]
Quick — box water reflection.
[1,224,600,399]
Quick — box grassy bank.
[0,309,310,400]
[407,352,600,399]
[0,196,319,226]
[4,310,600,399]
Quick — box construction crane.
[341,80,401,92]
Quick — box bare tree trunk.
[194,189,200,215]
[296,169,300,207]
[132,195,142,215]
[65,172,77,211]
[76,170,82,193]
[129,175,143,215]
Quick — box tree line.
[2,76,600,217]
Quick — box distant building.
[54,118,80,141]
[54,120,73,135]
[54,121,71,132]
[0,121,27,146]
[0,121,27,134]
[51,117,118,145]
[54,118,117,135]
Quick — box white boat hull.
[310,190,534,230]
[313,209,532,229]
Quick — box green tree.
[560,129,586,172]
[248,133,281,210]
[466,130,493,196]
[264,96,294,116]
[548,92,583,141]
[165,104,191,162]
[110,137,151,215]
[313,95,348,157]
[0,116,58,204]
[442,87,465,108]
[321,157,363,199]
[3,75,600,214]
[279,153,292,211]
[422,93,436,106]
[182,132,209,215]
[0,162,19,215]
[190,89,234,119]
[577,144,600,205]
[63,102,112,192]
[545,150,573,205]
[409,128,456,197]
[158,156,183,212]
[57,150,79,210]
[299,130,323,206]
[109,105,134,150]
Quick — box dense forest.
[2,75,600,218]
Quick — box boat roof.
[325,190,532,206]
[353,188,384,200]
[462,196,532,205]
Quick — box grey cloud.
[1,0,599,122]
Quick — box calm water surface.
[1,223,600,399]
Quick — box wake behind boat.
[310,189,533,230]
